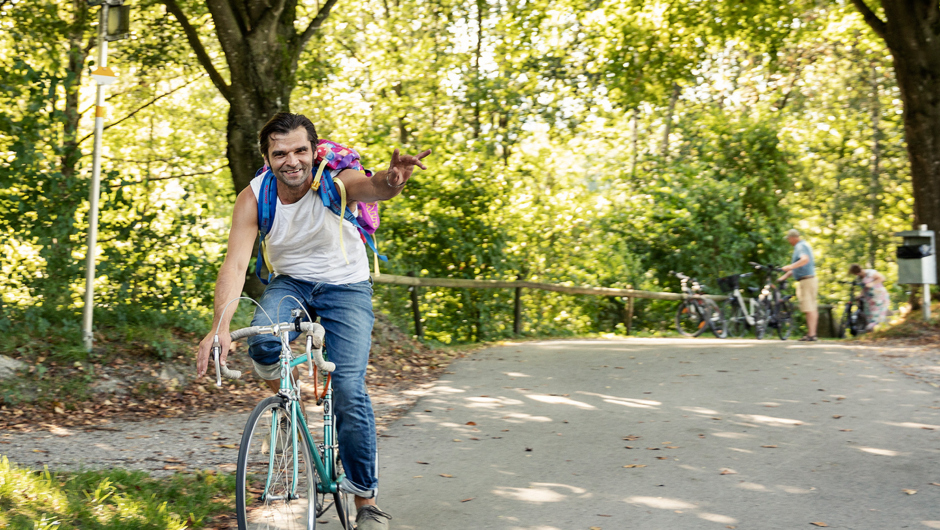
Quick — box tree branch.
[161,0,232,101]
[109,167,226,188]
[297,0,339,52]
[255,0,289,36]
[849,0,888,41]
[78,75,207,145]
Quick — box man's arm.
[336,148,431,203]
[781,254,810,272]
[196,187,260,377]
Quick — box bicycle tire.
[753,302,767,340]
[331,420,352,529]
[237,395,317,530]
[703,298,726,338]
[837,303,850,338]
[849,301,868,337]
[776,299,793,340]
[723,300,746,338]
[676,300,706,337]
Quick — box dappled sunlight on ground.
[524,394,596,409]
[857,446,903,456]
[734,414,805,426]
[493,483,590,504]
[378,338,940,529]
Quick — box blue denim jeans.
[247,276,378,497]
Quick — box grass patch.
[0,456,234,529]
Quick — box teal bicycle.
[212,302,352,530]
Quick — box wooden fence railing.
[373,273,727,337]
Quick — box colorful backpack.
[254,139,387,285]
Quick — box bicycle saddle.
[747,286,760,294]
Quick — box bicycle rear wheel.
[676,300,706,337]
[703,298,726,338]
[776,299,793,340]
[753,303,767,340]
[237,396,317,530]
[723,300,746,338]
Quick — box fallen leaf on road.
[589,527,602,530]
[810,523,828,527]
[646,447,660,451]
[832,415,842,419]
[903,489,917,495]
[712,417,722,420]
[218,444,237,449]
[623,435,640,441]
[598,514,611,517]
[460,498,474,502]
[416,461,430,464]
[664,446,680,449]
[720,469,737,475]
[453,439,462,442]
[465,421,476,426]
[839,429,852,432]
[623,464,646,468]
[624,446,634,449]
[525,447,533,452]
[163,465,185,471]
[656,457,668,460]
[761,445,778,448]
[929,483,940,487]
[439,474,453,478]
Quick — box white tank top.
[250,175,370,285]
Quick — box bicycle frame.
[265,329,344,501]
[730,288,761,326]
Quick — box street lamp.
[82,0,130,352]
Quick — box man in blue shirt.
[779,229,818,341]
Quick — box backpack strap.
[254,169,278,285]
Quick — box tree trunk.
[851,0,940,280]
[660,83,679,162]
[164,0,338,297]
[868,62,881,269]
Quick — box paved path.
[377,339,940,530]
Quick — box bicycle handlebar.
[211,321,332,387]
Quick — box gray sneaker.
[355,505,392,530]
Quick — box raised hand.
[386,148,431,188]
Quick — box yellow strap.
[311,158,328,191]
[335,178,350,264]
[261,240,275,277]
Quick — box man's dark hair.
[849,263,863,275]
[258,112,318,159]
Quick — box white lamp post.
[82,0,130,352]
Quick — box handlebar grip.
[230,326,264,341]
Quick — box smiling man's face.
[266,127,314,188]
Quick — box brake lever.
[212,334,222,388]
[306,334,314,377]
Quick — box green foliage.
[0,457,234,529]
[0,0,922,343]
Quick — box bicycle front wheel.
[237,396,317,530]
[676,300,705,337]
[703,299,726,338]
[723,300,746,338]
[776,299,793,340]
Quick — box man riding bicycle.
[195,112,430,530]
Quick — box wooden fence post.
[513,286,523,336]
[626,296,635,335]
[407,271,423,338]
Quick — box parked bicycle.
[837,279,868,338]
[749,262,794,340]
[717,272,767,339]
[673,271,725,338]
[211,301,353,530]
